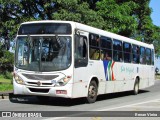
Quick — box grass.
[0,84,13,92]
[0,73,13,92]
[155,74,160,80]
[0,73,12,83]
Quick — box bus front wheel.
[86,80,98,103]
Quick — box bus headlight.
[55,76,71,86]
[13,73,24,85]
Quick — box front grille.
[27,82,53,86]
[28,88,49,93]
[22,74,59,80]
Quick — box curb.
[0,91,30,99]
[0,90,13,99]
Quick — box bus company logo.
[2,112,11,117]
[51,80,56,84]
[37,81,41,86]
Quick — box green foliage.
[0,50,14,64]
[3,71,13,79]
[96,0,138,36]
[153,26,160,55]
[0,50,14,72]
[53,1,105,29]
[0,74,12,83]
[0,84,13,92]
[0,72,12,83]
[0,72,13,92]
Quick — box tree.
[0,43,14,72]
[131,0,160,54]
[53,0,105,29]
[152,26,160,55]
[95,0,138,37]
[0,0,104,36]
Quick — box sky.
[149,0,160,26]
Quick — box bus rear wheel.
[133,78,139,95]
[86,81,98,103]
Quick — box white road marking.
[44,99,160,120]
[96,99,160,111]
[44,117,67,120]
[131,106,160,108]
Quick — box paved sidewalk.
[0,90,13,99]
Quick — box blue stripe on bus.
[103,60,109,81]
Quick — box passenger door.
[73,31,89,98]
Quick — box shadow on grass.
[9,90,149,107]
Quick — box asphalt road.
[0,80,160,120]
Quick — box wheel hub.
[89,86,96,98]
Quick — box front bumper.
[13,80,72,98]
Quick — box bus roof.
[20,20,154,49]
[20,20,75,25]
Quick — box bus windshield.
[15,36,71,72]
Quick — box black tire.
[133,78,139,95]
[86,80,98,103]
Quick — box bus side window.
[113,39,123,62]
[74,35,88,68]
[146,48,151,65]
[132,45,139,64]
[89,33,100,60]
[140,47,146,64]
[123,42,131,63]
[100,36,112,61]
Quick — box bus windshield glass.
[15,36,71,72]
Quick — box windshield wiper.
[27,35,33,49]
[55,34,63,48]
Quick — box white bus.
[13,20,155,103]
